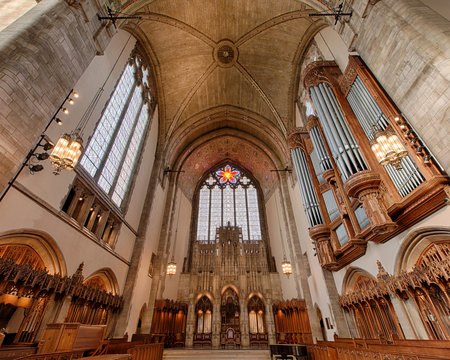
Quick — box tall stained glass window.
[80,53,152,207]
[196,165,262,241]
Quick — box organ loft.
[0,0,449,359]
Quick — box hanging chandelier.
[49,131,83,174]
[370,127,407,170]
[167,259,177,276]
[282,257,292,277]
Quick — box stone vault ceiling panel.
[145,0,306,43]
[179,136,277,200]
[179,66,277,126]
[238,17,311,126]
[139,20,214,129]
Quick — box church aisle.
[163,349,271,360]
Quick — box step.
[163,349,271,360]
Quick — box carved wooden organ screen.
[290,56,450,270]
[341,275,403,340]
[339,241,450,341]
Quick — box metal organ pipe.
[346,76,425,197]
[309,126,332,172]
[310,87,352,178]
[310,84,367,180]
[291,148,323,227]
[321,84,367,172]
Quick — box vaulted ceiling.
[120,0,329,198]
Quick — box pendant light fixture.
[167,188,182,276]
[275,187,292,277]
[50,32,135,175]
[370,125,408,170]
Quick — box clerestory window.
[196,164,262,241]
[80,54,152,207]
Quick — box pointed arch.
[341,267,377,295]
[84,268,120,295]
[0,229,66,276]
[395,226,450,274]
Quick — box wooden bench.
[38,323,106,354]
[16,350,85,360]
[127,343,163,360]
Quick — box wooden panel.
[56,324,79,352]
[37,323,105,354]
[37,324,64,354]
[71,324,105,351]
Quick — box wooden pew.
[308,338,450,360]
[127,343,163,360]
[16,350,85,360]
[38,323,106,354]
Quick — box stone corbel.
[344,171,397,236]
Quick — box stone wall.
[0,0,113,196]
[337,0,450,172]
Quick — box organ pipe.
[347,76,424,197]
[310,83,367,180]
[291,147,323,227]
[309,126,332,172]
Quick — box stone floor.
[163,349,271,359]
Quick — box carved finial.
[73,262,84,281]
[376,260,389,280]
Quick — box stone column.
[54,295,73,323]
[185,300,195,348]
[265,298,276,344]
[402,296,429,340]
[212,301,221,348]
[240,299,249,348]
[389,295,417,339]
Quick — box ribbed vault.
[119,0,329,196]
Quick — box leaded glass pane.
[235,185,248,240]
[247,187,261,240]
[112,103,148,205]
[98,86,142,194]
[197,187,210,241]
[81,64,135,176]
[223,186,234,226]
[209,186,222,241]
[197,166,262,242]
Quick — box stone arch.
[395,226,450,274]
[247,291,265,302]
[136,303,147,334]
[341,267,377,295]
[0,229,66,276]
[84,267,120,295]
[221,284,240,297]
[195,291,214,303]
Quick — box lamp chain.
[76,33,134,136]
[274,186,287,259]
[171,188,182,261]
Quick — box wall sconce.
[0,89,79,202]
[370,127,408,170]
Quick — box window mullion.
[221,186,224,227]
[208,187,211,242]
[233,187,236,227]
[245,187,250,240]
[94,82,137,182]
[108,97,144,197]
